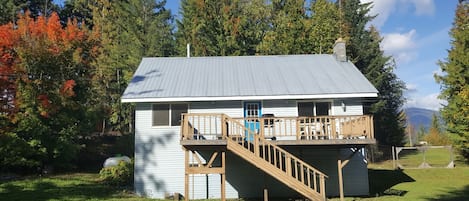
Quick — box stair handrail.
[222,114,328,199]
[223,114,328,177]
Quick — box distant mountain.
[404,107,439,130]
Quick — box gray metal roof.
[122,54,378,102]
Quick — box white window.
[152,103,188,126]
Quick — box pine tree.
[89,0,174,133]
[435,1,469,161]
[309,0,340,54]
[177,0,267,56]
[341,0,406,146]
[0,0,58,24]
[59,0,94,27]
[257,0,309,55]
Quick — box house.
[121,40,378,201]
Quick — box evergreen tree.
[257,0,309,55]
[176,0,267,56]
[90,0,174,133]
[435,0,469,161]
[0,0,58,24]
[59,0,93,27]
[309,0,340,54]
[341,0,406,146]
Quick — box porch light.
[341,101,346,112]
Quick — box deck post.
[295,118,300,140]
[338,148,359,201]
[320,175,326,199]
[331,117,336,139]
[184,149,189,201]
[221,114,227,139]
[338,160,345,201]
[221,151,226,201]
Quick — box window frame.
[151,103,188,127]
[296,100,332,116]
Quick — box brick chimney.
[333,38,347,62]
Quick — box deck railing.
[181,113,374,141]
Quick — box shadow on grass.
[368,169,415,196]
[425,185,469,201]
[0,175,128,201]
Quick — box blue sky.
[166,0,458,111]
[362,0,457,111]
[56,0,457,111]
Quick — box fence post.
[392,146,396,170]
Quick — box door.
[244,102,261,141]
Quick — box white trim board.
[122,93,378,103]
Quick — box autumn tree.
[425,114,450,146]
[436,0,469,161]
[0,11,99,171]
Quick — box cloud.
[406,83,418,93]
[433,68,445,77]
[405,93,446,111]
[382,29,417,51]
[360,0,397,28]
[382,29,418,63]
[409,0,435,16]
[360,0,435,28]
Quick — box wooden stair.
[223,116,328,201]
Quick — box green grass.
[0,173,156,201]
[398,147,454,168]
[1,150,468,201]
[327,150,469,201]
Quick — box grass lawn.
[333,167,469,201]
[1,152,468,201]
[327,156,469,201]
[2,167,467,201]
[0,173,157,201]
[397,147,454,168]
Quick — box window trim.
[151,103,188,127]
[296,100,332,116]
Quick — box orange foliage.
[0,11,95,117]
[46,13,63,42]
[37,94,51,108]
[0,23,18,48]
[60,79,76,97]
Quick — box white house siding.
[332,99,363,116]
[262,100,297,117]
[134,102,239,199]
[189,101,243,117]
[135,100,369,199]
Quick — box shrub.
[99,160,133,186]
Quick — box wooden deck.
[181,138,375,146]
[180,113,375,201]
[180,113,375,145]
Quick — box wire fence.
[366,145,455,169]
